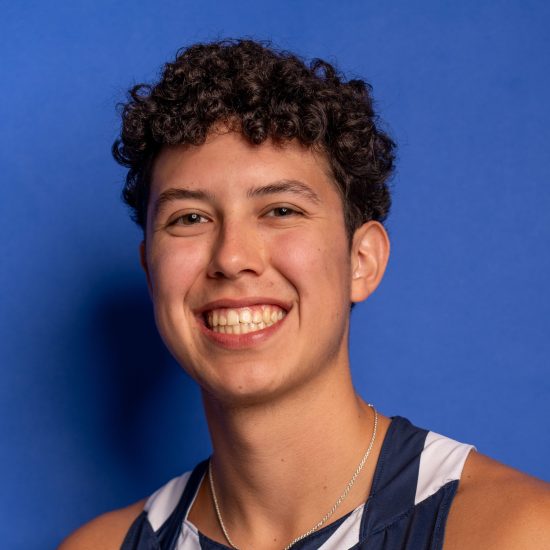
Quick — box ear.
[350,221,390,303]
[139,240,153,298]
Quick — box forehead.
[149,131,340,205]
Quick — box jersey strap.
[350,416,474,549]
[121,460,208,550]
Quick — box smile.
[204,305,287,334]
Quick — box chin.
[198,367,297,408]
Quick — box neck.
[192,360,390,549]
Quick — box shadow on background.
[73,275,210,499]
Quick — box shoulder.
[57,470,197,550]
[444,450,550,549]
[57,498,146,550]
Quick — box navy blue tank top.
[121,416,474,549]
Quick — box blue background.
[1,1,549,548]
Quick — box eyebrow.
[152,179,321,219]
[246,180,321,204]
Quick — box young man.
[60,40,550,549]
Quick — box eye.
[266,206,302,217]
[169,212,209,226]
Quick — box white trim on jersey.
[415,431,475,505]
[317,503,365,550]
[144,472,192,531]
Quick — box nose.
[207,218,265,280]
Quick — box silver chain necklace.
[208,404,378,550]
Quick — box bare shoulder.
[444,450,550,550]
[57,498,146,550]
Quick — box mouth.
[203,304,287,334]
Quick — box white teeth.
[227,310,239,326]
[253,310,263,324]
[206,305,287,334]
[239,309,252,323]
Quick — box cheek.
[148,240,207,301]
[272,229,351,301]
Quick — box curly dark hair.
[112,39,396,239]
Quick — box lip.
[195,297,291,350]
[195,297,292,315]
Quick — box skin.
[59,131,550,550]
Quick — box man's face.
[143,131,357,405]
